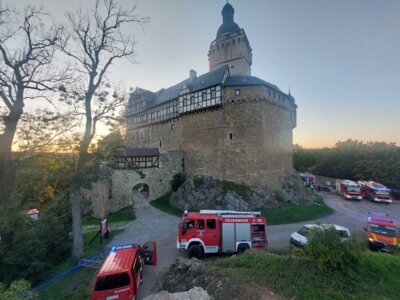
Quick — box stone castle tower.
[123,3,297,190]
[208,3,252,76]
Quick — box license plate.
[106,295,119,300]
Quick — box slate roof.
[223,76,284,94]
[152,65,228,105]
[117,148,160,157]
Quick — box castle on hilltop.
[123,2,297,190]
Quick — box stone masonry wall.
[83,151,183,217]
[111,150,183,210]
[222,86,295,189]
[124,85,296,191]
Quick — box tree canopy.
[294,140,400,187]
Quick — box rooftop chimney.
[189,69,197,81]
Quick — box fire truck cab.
[177,210,267,258]
[359,181,393,204]
[335,180,362,201]
[365,212,399,252]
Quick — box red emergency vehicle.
[359,181,393,204]
[299,172,315,187]
[365,212,399,251]
[91,242,157,300]
[177,210,267,258]
[335,180,362,201]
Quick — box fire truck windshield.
[369,224,398,237]
[347,186,361,192]
[374,189,390,196]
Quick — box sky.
[6,0,400,148]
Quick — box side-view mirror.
[182,229,187,235]
[143,245,149,250]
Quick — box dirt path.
[107,196,180,299]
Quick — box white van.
[290,224,350,248]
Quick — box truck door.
[182,218,196,239]
[202,217,220,253]
[142,241,157,265]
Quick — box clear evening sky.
[7,0,400,148]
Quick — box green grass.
[82,206,136,227]
[36,230,122,299]
[216,250,400,299]
[37,267,97,300]
[263,196,334,225]
[150,193,183,217]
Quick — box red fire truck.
[358,181,393,204]
[335,180,362,201]
[177,210,267,258]
[365,212,399,251]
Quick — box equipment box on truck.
[177,210,267,258]
[91,242,157,300]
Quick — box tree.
[59,0,147,258]
[0,4,62,203]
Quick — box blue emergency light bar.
[111,243,137,252]
[367,212,394,223]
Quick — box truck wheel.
[237,244,250,254]
[188,244,203,259]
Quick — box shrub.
[0,193,71,285]
[0,279,33,300]
[305,227,361,273]
[193,176,204,188]
[222,180,250,196]
[171,173,186,191]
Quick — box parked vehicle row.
[91,209,399,300]
[336,179,393,204]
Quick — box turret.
[208,2,252,76]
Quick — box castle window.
[159,140,162,147]
[210,87,216,98]
[273,92,276,98]
[235,89,241,96]
[268,90,271,96]
[202,91,207,102]
[229,133,233,140]
[171,124,175,131]
[232,39,235,45]
[238,37,241,42]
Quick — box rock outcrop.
[170,174,311,211]
[143,287,210,300]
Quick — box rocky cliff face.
[170,174,311,211]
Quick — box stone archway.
[132,183,150,208]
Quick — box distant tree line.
[294,139,400,188]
